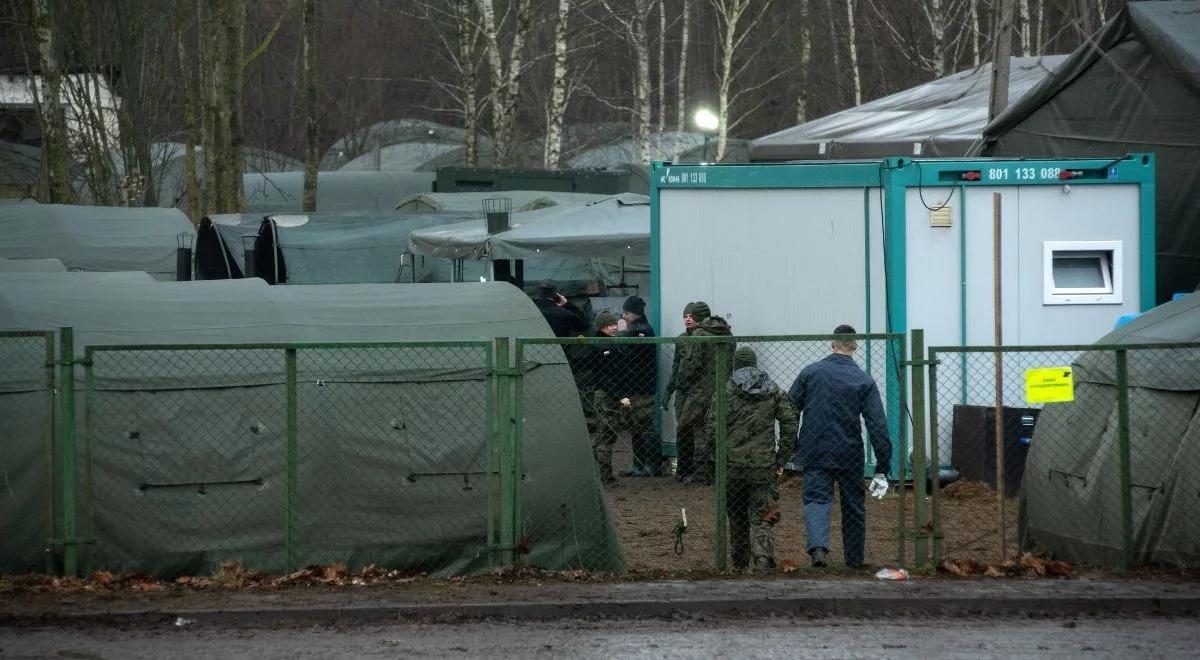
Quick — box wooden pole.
[993,192,1006,562]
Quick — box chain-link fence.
[82,342,505,577]
[928,342,1200,570]
[0,331,55,575]
[516,331,909,574]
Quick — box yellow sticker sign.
[1025,367,1075,403]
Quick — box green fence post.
[285,347,298,572]
[485,343,497,567]
[495,337,515,566]
[927,347,943,565]
[58,327,78,577]
[894,336,908,568]
[713,341,729,571]
[82,347,95,576]
[43,332,56,575]
[911,330,928,568]
[1115,348,1134,571]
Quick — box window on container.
[1042,241,1123,305]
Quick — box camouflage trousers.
[677,392,714,480]
[592,391,655,481]
[725,477,780,572]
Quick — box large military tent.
[244,171,434,213]
[251,211,483,284]
[0,202,193,280]
[982,2,1200,303]
[194,213,260,279]
[0,277,624,576]
[1021,293,1200,567]
[750,56,1066,161]
[0,257,66,273]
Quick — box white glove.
[869,474,889,500]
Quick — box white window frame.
[1042,240,1123,305]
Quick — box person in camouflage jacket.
[674,302,734,484]
[704,346,798,572]
[662,302,695,474]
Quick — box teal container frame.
[649,155,1158,480]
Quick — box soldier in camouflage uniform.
[662,302,695,476]
[705,347,797,572]
[589,310,623,485]
[674,301,734,485]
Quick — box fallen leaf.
[779,559,799,574]
[1045,560,1072,577]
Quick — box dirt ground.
[606,442,1017,572]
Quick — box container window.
[1043,241,1123,305]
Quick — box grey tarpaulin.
[0,277,625,576]
[243,171,435,213]
[1021,293,1200,567]
[0,257,67,273]
[750,56,1067,161]
[0,202,194,280]
[253,211,484,284]
[982,2,1200,302]
[395,190,609,213]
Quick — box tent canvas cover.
[243,171,435,214]
[1021,293,1200,567]
[982,2,1200,302]
[750,55,1066,161]
[0,277,624,576]
[0,202,193,279]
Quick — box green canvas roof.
[0,202,193,279]
[982,2,1200,301]
[0,278,624,576]
[244,172,435,214]
[1022,293,1200,567]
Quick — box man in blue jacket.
[788,324,892,568]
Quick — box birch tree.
[302,0,318,212]
[710,0,779,161]
[598,0,654,164]
[655,0,666,133]
[867,0,972,78]
[477,0,532,167]
[543,0,572,168]
[793,0,812,123]
[845,0,861,105]
[175,0,200,221]
[1018,0,1031,56]
[31,0,71,202]
[671,0,690,160]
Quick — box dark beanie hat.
[595,310,618,329]
[690,301,711,322]
[683,301,695,316]
[623,296,646,316]
[733,346,757,371]
[537,279,558,298]
[834,324,856,335]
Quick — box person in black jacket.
[616,296,661,477]
[533,280,589,338]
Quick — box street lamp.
[693,108,719,161]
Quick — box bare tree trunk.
[655,0,666,134]
[845,0,861,105]
[825,0,842,104]
[631,6,651,163]
[711,0,774,161]
[227,0,245,213]
[988,0,1016,122]
[1035,0,1044,53]
[795,0,811,123]
[1096,0,1106,25]
[971,0,981,65]
[544,0,571,169]
[929,0,946,77]
[175,0,200,222]
[32,0,71,203]
[198,0,213,215]
[477,0,532,167]
[302,0,318,213]
[671,0,689,160]
[455,1,480,166]
[203,0,224,214]
[1018,0,1030,56]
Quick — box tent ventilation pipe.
[483,197,512,234]
[242,235,258,279]
[176,233,194,281]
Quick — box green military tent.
[243,171,435,214]
[0,277,624,577]
[1021,293,1200,567]
[981,2,1200,302]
